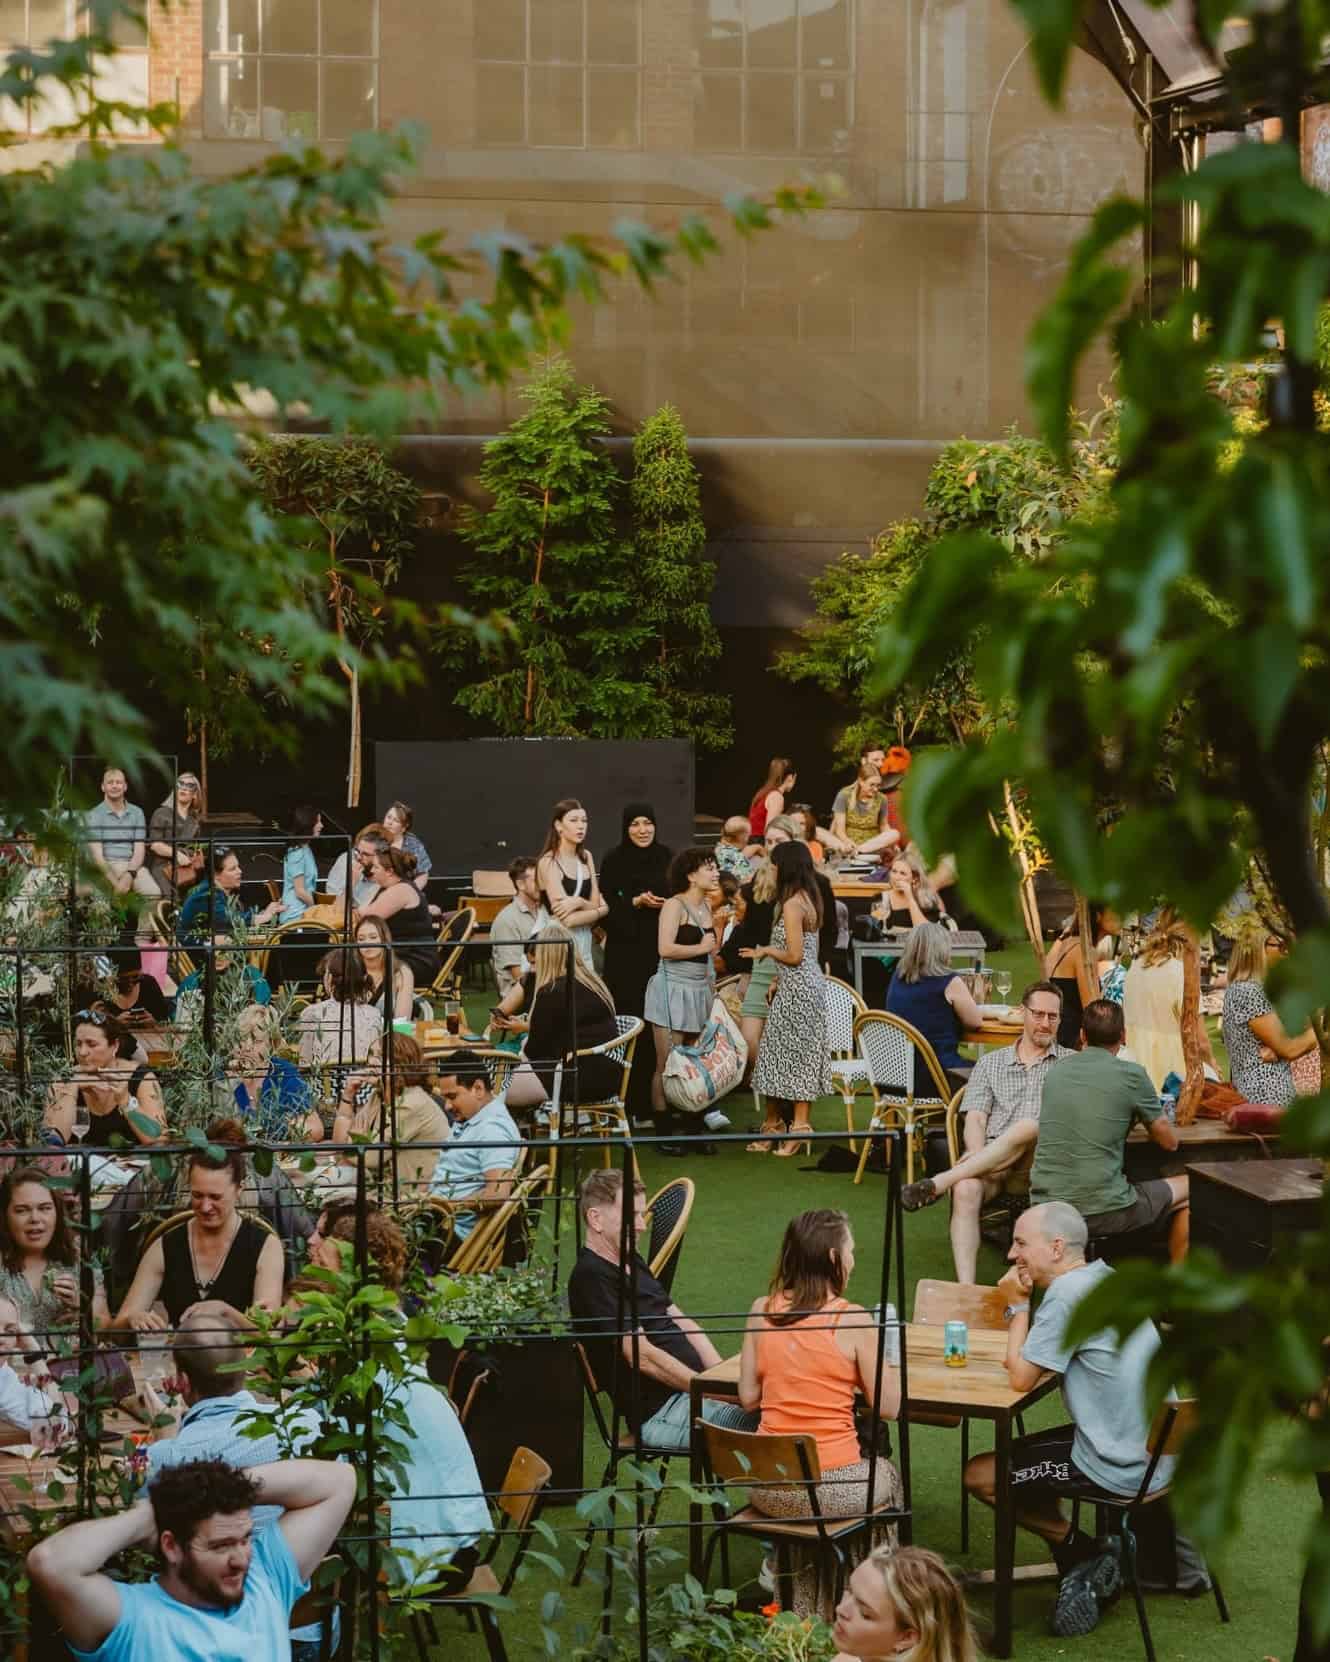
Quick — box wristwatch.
[1002,1302,1030,1322]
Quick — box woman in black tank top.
[1043,905,1118,1049]
[43,1012,166,1147]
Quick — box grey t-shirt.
[84,799,146,861]
[1021,1258,1173,1496]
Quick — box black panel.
[374,739,695,875]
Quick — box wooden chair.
[1065,1401,1230,1660]
[852,1010,952,1184]
[570,1340,681,1586]
[405,1444,554,1662]
[446,1155,542,1275]
[825,976,869,1152]
[397,1195,457,1276]
[696,1422,902,1608]
[428,906,476,1006]
[645,1176,695,1293]
[548,1015,643,1187]
[251,918,341,990]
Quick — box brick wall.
[149,0,204,133]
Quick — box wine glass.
[995,970,1013,1006]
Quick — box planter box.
[431,1335,583,1495]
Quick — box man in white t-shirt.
[27,1454,354,1662]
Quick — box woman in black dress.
[599,802,673,1120]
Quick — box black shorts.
[1009,1425,1093,1497]
[1084,1179,1174,1239]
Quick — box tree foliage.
[875,0,1330,1636]
[0,1,826,819]
[628,403,732,751]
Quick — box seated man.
[963,1202,1177,1637]
[325,823,387,914]
[568,1169,757,1452]
[489,856,549,991]
[28,1453,355,1659]
[427,1050,523,1241]
[901,981,1070,1283]
[83,767,160,939]
[1030,999,1188,1261]
[138,1301,329,1662]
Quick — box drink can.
[943,1320,968,1367]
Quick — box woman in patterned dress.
[742,841,831,1155]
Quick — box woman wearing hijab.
[600,803,674,1121]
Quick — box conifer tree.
[629,404,732,750]
[444,358,654,736]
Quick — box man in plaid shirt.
[901,981,1071,1281]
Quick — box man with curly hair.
[27,1453,353,1659]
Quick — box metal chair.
[851,1010,952,1184]
[696,1422,902,1608]
[645,1176,695,1293]
[825,976,869,1152]
[1065,1400,1230,1661]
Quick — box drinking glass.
[995,970,1013,1004]
[71,1101,91,1142]
[444,1000,463,1037]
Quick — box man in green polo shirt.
[1030,999,1189,1261]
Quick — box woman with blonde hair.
[525,921,620,1102]
[1121,908,1216,1090]
[1222,918,1319,1104]
[833,1545,978,1662]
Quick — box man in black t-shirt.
[568,1169,758,1452]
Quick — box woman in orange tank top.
[738,1209,903,1618]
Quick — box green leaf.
[1008,0,1091,102]
[252,1147,274,1177]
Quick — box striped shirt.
[961,1040,1070,1140]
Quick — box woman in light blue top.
[280,804,322,923]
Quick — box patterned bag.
[662,997,748,1114]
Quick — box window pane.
[262,0,316,55]
[528,63,582,145]
[204,54,260,136]
[322,57,375,137]
[747,0,796,67]
[206,0,259,54]
[745,71,795,151]
[588,0,638,64]
[801,73,848,152]
[588,67,638,147]
[30,0,77,43]
[90,49,147,130]
[259,54,317,138]
[475,61,524,143]
[105,6,147,45]
[799,0,848,69]
[27,69,78,130]
[530,0,582,63]
[475,0,523,60]
[322,0,375,57]
[694,71,740,150]
[695,0,742,68]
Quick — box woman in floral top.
[1221,924,1319,1106]
[0,1168,108,1347]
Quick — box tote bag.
[662,996,748,1114]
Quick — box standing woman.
[747,757,796,846]
[280,804,322,923]
[537,799,608,972]
[146,772,205,901]
[382,800,432,893]
[742,841,831,1155]
[1043,903,1118,1051]
[599,803,673,1121]
[729,816,797,1140]
[643,849,723,1150]
[1121,908,1216,1090]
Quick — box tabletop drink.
[943,1319,968,1367]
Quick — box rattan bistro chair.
[851,1010,952,1185]
[445,1156,543,1275]
[825,976,869,1152]
[547,1015,643,1190]
[429,906,477,1006]
[644,1176,695,1293]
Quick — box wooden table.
[412,1020,480,1053]
[1188,1157,1323,1269]
[687,1326,1054,1657]
[1124,1119,1280,1181]
[966,1019,1023,1049]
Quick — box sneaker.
[702,1108,732,1132]
[900,1177,939,1212]
[1051,1544,1122,1638]
[758,1555,777,1595]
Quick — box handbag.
[662,996,748,1115]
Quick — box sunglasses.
[74,1008,109,1026]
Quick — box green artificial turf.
[427,950,1302,1661]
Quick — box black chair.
[1066,1399,1230,1661]
[645,1177,694,1294]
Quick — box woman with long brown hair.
[747,757,796,844]
[738,1207,902,1618]
[536,798,607,971]
[0,1167,110,1342]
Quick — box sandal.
[772,1126,812,1157]
[747,1121,785,1153]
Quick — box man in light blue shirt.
[428,1049,523,1240]
[27,1449,354,1662]
[138,1302,330,1661]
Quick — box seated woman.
[114,1119,286,1330]
[354,914,415,1022]
[524,922,621,1103]
[357,845,437,990]
[297,947,382,1069]
[833,1545,978,1662]
[738,1208,902,1619]
[884,922,983,1093]
[227,1006,321,1142]
[789,803,826,866]
[176,845,282,941]
[331,1033,448,1199]
[1122,908,1216,1090]
[0,1167,110,1345]
[1222,921,1318,1106]
[97,967,169,1030]
[146,773,205,902]
[280,804,323,924]
[383,800,433,894]
[44,1009,166,1148]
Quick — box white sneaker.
[702,1109,731,1132]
